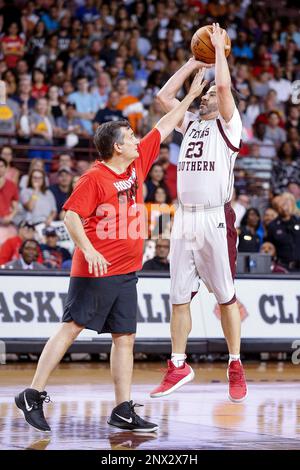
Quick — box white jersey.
[176,108,242,207]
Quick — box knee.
[66,320,84,338]
[172,303,190,315]
[112,333,136,349]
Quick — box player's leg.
[219,301,241,356]
[110,333,135,405]
[195,204,247,402]
[15,320,84,432]
[107,274,158,432]
[30,321,84,391]
[150,214,197,398]
[171,302,192,356]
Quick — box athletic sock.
[229,354,240,364]
[171,353,186,368]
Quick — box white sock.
[229,354,240,364]
[171,353,186,368]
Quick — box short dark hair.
[94,120,131,160]
[209,81,242,108]
[0,156,8,167]
[160,143,169,151]
[20,239,40,255]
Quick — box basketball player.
[150,24,248,402]
[15,69,212,433]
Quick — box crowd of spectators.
[0,0,299,273]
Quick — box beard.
[199,103,218,117]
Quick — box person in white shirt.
[151,23,248,404]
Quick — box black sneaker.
[108,401,158,432]
[15,388,51,432]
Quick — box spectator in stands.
[157,143,177,201]
[19,168,56,225]
[0,93,20,145]
[56,102,89,146]
[50,167,73,220]
[265,111,286,149]
[68,75,97,135]
[13,77,35,110]
[49,153,74,185]
[271,142,300,194]
[19,158,49,190]
[287,127,300,157]
[0,145,19,184]
[3,239,46,270]
[266,194,300,271]
[0,22,25,69]
[146,186,174,237]
[232,31,253,60]
[286,106,300,132]
[28,97,55,160]
[140,99,164,134]
[0,220,41,265]
[48,85,63,120]
[250,122,276,159]
[145,162,169,203]
[268,66,292,103]
[231,189,249,228]
[260,242,288,274]
[31,68,49,99]
[40,226,71,269]
[0,156,18,225]
[288,182,300,210]
[28,20,47,54]
[91,72,111,110]
[233,62,251,100]
[116,78,144,133]
[142,238,170,272]
[238,208,262,253]
[93,91,123,130]
[76,159,91,176]
[262,207,278,237]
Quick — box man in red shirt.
[15,68,211,433]
[0,157,19,224]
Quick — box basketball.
[191,25,231,64]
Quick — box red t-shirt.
[63,128,161,277]
[165,163,177,201]
[0,179,19,217]
[1,35,24,68]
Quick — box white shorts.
[170,202,237,305]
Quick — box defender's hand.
[188,69,208,99]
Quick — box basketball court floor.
[0,362,299,450]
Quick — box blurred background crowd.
[0,0,299,273]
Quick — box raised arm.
[156,58,212,114]
[208,23,235,123]
[155,69,208,141]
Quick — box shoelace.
[229,369,244,385]
[35,393,51,409]
[129,401,143,420]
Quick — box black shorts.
[62,272,138,334]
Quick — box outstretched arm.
[208,23,235,122]
[156,58,212,114]
[155,69,208,141]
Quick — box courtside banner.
[0,274,299,339]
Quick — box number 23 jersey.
[176,108,242,207]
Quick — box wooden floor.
[0,362,300,450]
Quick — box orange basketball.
[191,25,231,64]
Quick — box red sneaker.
[227,360,248,403]
[150,360,194,398]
